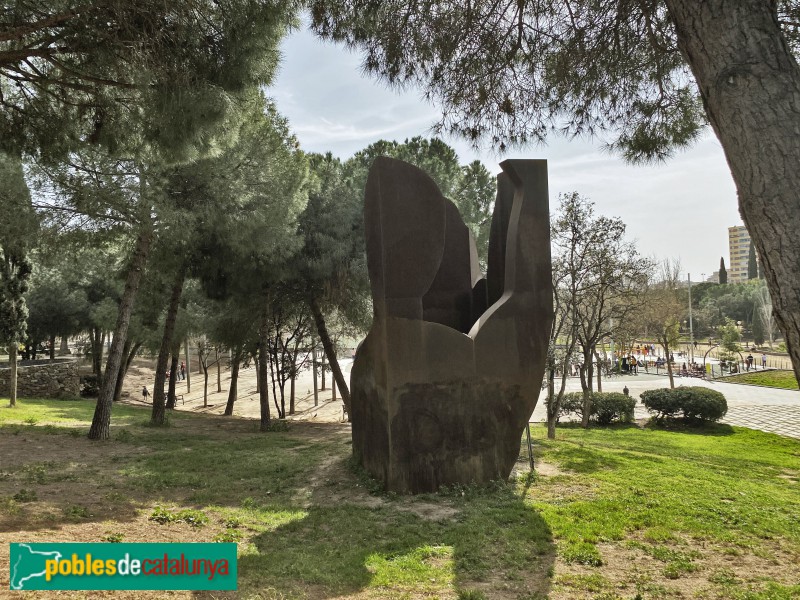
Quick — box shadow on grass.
[2,403,554,598]
[230,484,555,599]
[0,408,335,534]
[645,420,735,436]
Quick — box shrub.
[80,374,100,398]
[558,392,585,420]
[557,392,635,425]
[149,506,209,527]
[675,387,728,422]
[591,392,636,425]
[642,387,727,422]
[641,389,682,420]
[13,489,37,503]
[149,506,176,524]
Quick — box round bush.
[641,386,728,422]
[640,388,681,420]
[557,392,585,420]
[591,392,636,425]
[675,386,728,422]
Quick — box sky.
[271,24,744,281]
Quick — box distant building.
[728,225,752,283]
[706,271,719,283]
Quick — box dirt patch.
[551,535,800,599]
[535,460,566,477]
[0,432,138,470]
[460,557,554,600]
[392,500,459,521]
[0,514,232,599]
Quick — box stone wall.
[0,359,80,399]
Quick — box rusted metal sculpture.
[351,157,553,493]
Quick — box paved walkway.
[530,372,800,439]
[128,357,800,440]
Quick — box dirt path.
[119,357,352,423]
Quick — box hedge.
[641,386,727,422]
[557,391,636,425]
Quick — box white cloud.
[270,25,743,278]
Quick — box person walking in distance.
[142,386,150,402]
[761,353,767,369]
[180,361,186,381]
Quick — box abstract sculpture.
[351,157,553,493]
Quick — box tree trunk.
[279,378,286,419]
[49,334,56,360]
[268,343,281,418]
[579,364,591,428]
[664,340,675,389]
[8,343,17,407]
[203,365,209,407]
[320,351,326,390]
[225,348,241,416]
[88,226,152,440]
[547,355,572,440]
[587,351,594,393]
[151,267,185,426]
[184,338,191,393]
[91,327,103,377]
[112,337,131,402]
[290,373,296,415]
[258,300,271,432]
[59,335,68,355]
[666,0,800,384]
[289,338,301,415]
[546,366,556,440]
[312,344,319,406]
[216,347,221,393]
[166,345,179,410]
[594,349,603,393]
[308,295,351,416]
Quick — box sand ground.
[119,356,353,423]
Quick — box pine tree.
[0,153,38,406]
[748,244,758,280]
[310,0,800,385]
[1,1,301,162]
[186,96,309,432]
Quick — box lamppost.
[688,273,695,364]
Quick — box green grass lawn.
[0,396,162,426]
[724,369,799,390]
[1,398,799,599]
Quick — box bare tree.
[641,260,686,389]
[195,336,220,408]
[574,226,651,427]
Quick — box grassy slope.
[724,370,799,390]
[0,398,798,600]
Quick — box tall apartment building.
[728,225,752,283]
